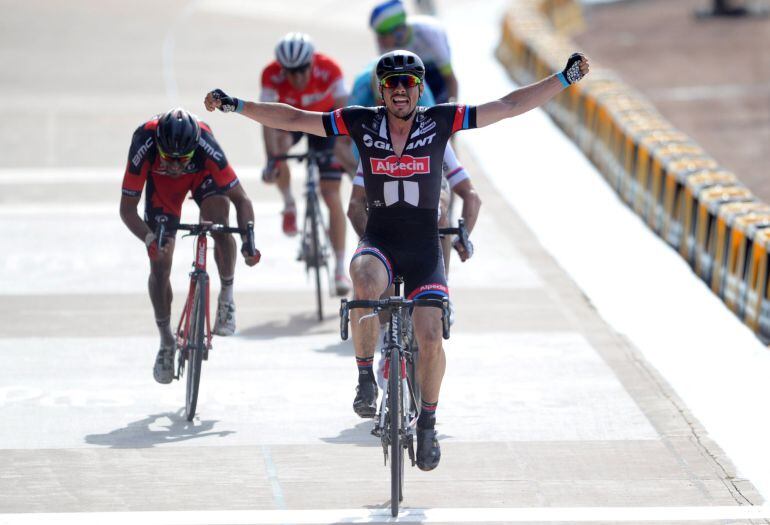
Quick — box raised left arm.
[475,53,589,129]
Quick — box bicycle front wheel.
[185,275,207,421]
[307,194,324,321]
[389,351,403,516]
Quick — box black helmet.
[156,108,201,158]
[375,50,425,82]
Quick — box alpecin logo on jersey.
[370,155,430,178]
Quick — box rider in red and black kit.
[119,108,260,384]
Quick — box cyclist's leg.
[265,129,300,234]
[197,186,237,282]
[196,185,238,335]
[349,241,392,417]
[312,135,349,293]
[403,242,447,470]
[145,205,179,383]
[438,177,452,276]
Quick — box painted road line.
[3,505,770,524]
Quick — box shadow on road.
[84,410,235,448]
[238,312,334,340]
[321,420,380,447]
[315,338,354,356]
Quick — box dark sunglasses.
[284,64,311,75]
[380,74,422,89]
[158,145,195,162]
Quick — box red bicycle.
[156,218,256,421]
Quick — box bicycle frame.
[340,283,450,517]
[175,232,212,359]
[272,149,333,320]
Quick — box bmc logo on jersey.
[370,155,430,178]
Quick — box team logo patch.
[370,155,430,178]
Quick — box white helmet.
[275,33,315,69]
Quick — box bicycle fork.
[373,311,417,466]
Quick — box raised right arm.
[204,89,327,137]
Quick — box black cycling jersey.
[323,104,476,210]
[323,103,476,299]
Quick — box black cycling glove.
[211,88,241,113]
[558,53,586,86]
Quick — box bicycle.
[338,221,467,517]
[156,216,256,421]
[270,150,333,321]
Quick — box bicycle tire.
[308,193,324,321]
[389,350,402,516]
[185,275,207,421]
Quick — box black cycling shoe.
[416,427,441,471]
[353,381,378,418]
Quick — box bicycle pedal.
[371,425,382,437]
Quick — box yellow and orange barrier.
[497,0,770,345]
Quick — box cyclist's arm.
[262,126,287,157]
[476,54,588,128]
[475,74,564,128]
[119,194,152,242]
[452,178,481,234]
[347,171,368,237]
[334,136,358,177]
[224,184,256,240]
[244,102,326,136]
[225,184,260,265]
[330,93,358,175]
[205,92,327,136]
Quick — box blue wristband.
[556,72,570,88]
[235,98,245,113]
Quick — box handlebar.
[340,296,451,341]
[154,216,256,255]
[439,217,471,256]
[438,217,468,242]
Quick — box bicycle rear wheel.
[389,351,403,516]
[185,275,207,421]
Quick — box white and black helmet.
[275,33,315,69]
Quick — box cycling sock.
[281,190,295,210]
[156,316,174,347]
[219,276,234,303]
[335,251,345,276]
[356,356,375,384]
[418,400,438,429]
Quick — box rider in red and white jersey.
[260,32,352,295]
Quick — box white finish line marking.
[2,506,770,524]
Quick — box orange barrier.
[497,0,769,344]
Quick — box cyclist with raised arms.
[343,60,480,270]
[370,0,458,104]
[204,49,589,471]
[120,108,261,384]
[260,32,353,295]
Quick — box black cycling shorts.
[352,208,448,300]
[144,174,228,236]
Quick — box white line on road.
[3,506,770,524]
